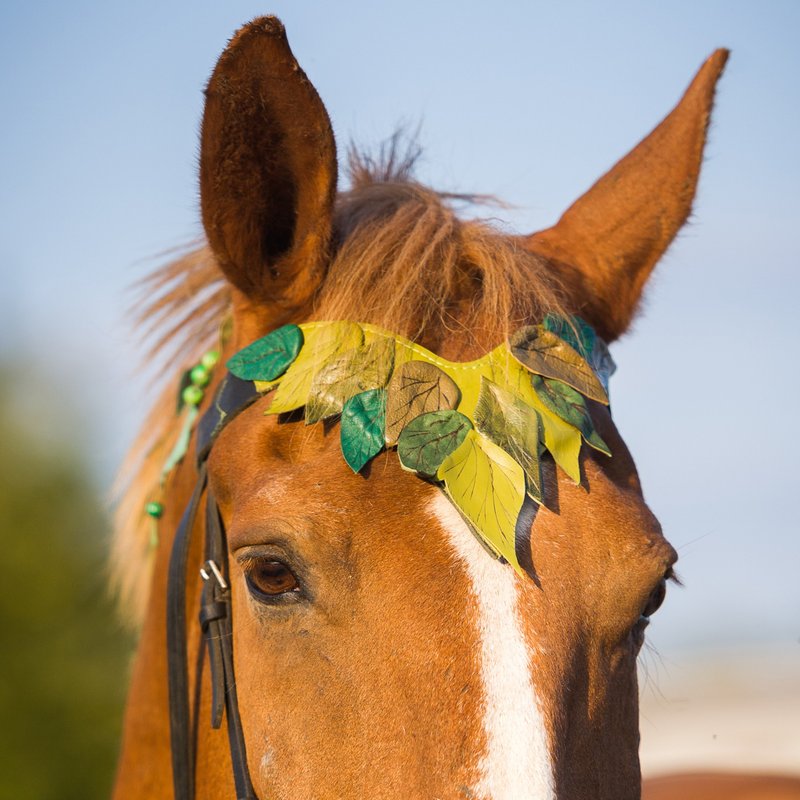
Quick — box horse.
[111,16,730,800]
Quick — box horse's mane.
[112,139,569,627]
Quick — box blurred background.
[1,1,798,796]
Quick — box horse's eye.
[641,579,667,619]
[246,560,300,601]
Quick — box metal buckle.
[200,559,228,590]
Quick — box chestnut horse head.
[112,17,727,800]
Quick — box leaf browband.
[228,318,615,573]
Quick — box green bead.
[182,384,204,407]
[201,349,220,370]
[145,501,164,519]
[190,364,210,387]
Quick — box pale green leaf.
[267,322,363,415]
[474,378,543,503]
[468,346,583,483]
[437,429,526,573]
[306,336,394,424]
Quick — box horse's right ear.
[200,17,337,316]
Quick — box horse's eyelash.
[665,567,683,587]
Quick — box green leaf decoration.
[306,336,395,424]
[340,389,387,473]
[509,325,608,405]
[385,360,460,445]
[542,314,596,360]
[397,410,473,477]
[437,429,526,574]
[227,323,303,381]
[267,322,363,414]
[473,378,543,503]
[531,375,610,456]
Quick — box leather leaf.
[385,360,460,445]
[396,410,472,477]
[340,389,386,473]
[509,325,608,404]
[267,322,363,414]
[305,336,395,424]
[531,375,610,456]
[437,429,526,574]
[474,378,543,504]
[227,323,303,381]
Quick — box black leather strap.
[166,373,262,800]
[203,496,257,799]
[166,463,208,800]
[196,374,261,465]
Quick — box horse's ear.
[525,49,728,341]
[200,17,336,315]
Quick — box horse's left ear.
[200,16,337,317]
[525,49,728,341]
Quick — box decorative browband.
[224,316,615,573]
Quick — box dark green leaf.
[340,389,386,473]
[397,410,473,477]
[385,360,460,444]
[226,323,303,381]
[473,378,543,503]
[509,325,608,404]
[306,336,395,424]
[531,375,610,456]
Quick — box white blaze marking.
[429,493,555,800]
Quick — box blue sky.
[1,1,798,653]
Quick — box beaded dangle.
[146,349,220,549]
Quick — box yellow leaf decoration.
[473,378,543,503]
[306,336,395,424]
[437,429,526,574]
[267,322,363,415]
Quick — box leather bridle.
[166,374,262,799]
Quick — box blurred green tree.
[0,365,133,800]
